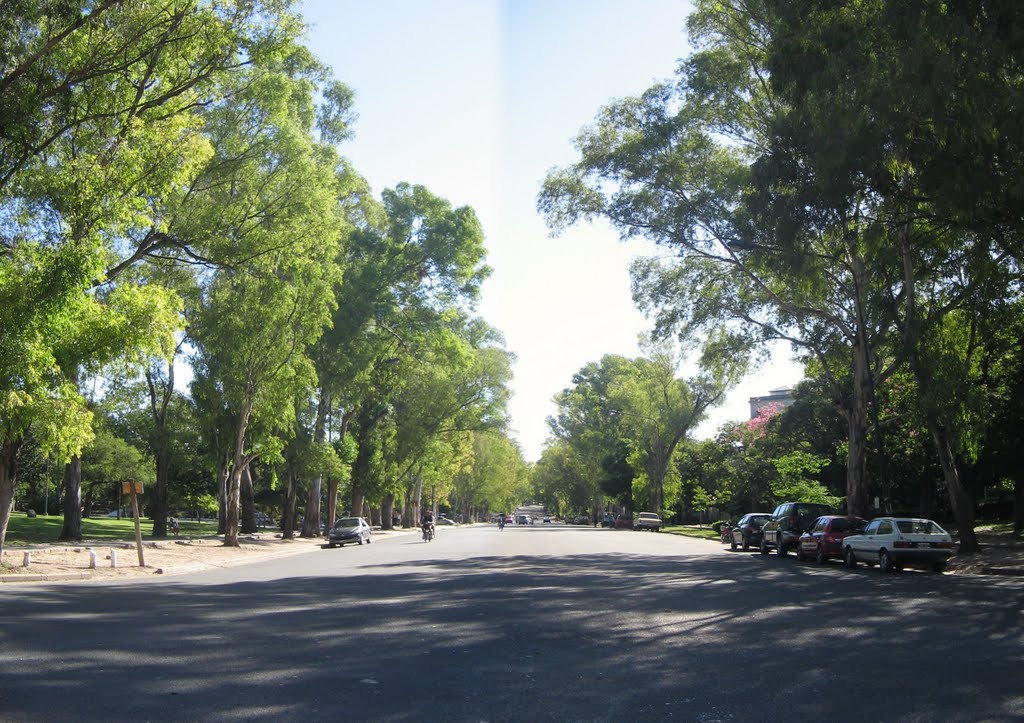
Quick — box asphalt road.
[1,525,1022,722]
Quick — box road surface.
[1,524,1021,721]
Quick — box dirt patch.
[0,534,327,582]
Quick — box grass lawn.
[662,524,721,541]
[2,511,218,546]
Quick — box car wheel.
[366,536,371,544]
[777,536,787,557]
[844,546,857,569]
[879,549,893,573]
[358,537,364,545]
[760,538,769,556]
[796,544,805,561]
[815,544,827,565]
[327,542,336,549]
[741,535,750,552]
[730,537,737,551]
[932,561,946,573]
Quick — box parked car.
[760,502,833,556]
[518,514,530,525]
[254,512,275,529]
[797,515,867,563]
[436,515,455,526]
[633,512,662,531]
[842,517,954,573]
[730,513,771,550]
[613,514,633,529]
[326,517,372,548]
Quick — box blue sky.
[299,0,802,461]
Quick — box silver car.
[842,517,953,573]
[327,517,372,548]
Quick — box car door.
[874,519,895,553]
[804,517,826,553]
[851,520,880,559]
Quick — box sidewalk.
[946,534,1024,577]
[0,527,418,583]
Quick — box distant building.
[749,387,795,419]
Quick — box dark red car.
[613,514,633,529]
[797,515,867,563]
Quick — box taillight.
[894,540,913,548]
[937,541,953,549]
[788,515,798,528]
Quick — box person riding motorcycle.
[421,511,435,541]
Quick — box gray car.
[327,517,372,547]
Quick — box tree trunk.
[217,455,229,535]
[300,475,322,537]
[282,460,298,540]
[58,455,83,542]
[240,464,257,534]
[326,411,350,531]
[1012,476,1023,538]
[928,420,979,553]
[151,446,170,538]
[838,340,873,518]
[382,493,394,531]
[224,397,254,547]
[146,363,174,538]
[224,465,242,546]
[0,439,24,557]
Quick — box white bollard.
[23,551,30,568]
[89,550,97,569]
[110,548,117,568]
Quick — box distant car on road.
[326,517,372,548]
[633,512,662,532]
[730,513,771,550]
[797,515,867,563]
[842,517,953,573]
[436,515,455,526]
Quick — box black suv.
[760,502,833,556]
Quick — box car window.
[752,515,770,525]
[335,518,360,528]
[830,518,856,532]
[896,520,944,534]
[877,520,893,535]
[812,518,826,532]
[864,520,879,534]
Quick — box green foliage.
[771,450,840,507]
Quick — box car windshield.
[829,518,864,532]
[750,516,770,525]
[639,513,658,519]
[334,518,360,528]
[896,519,944,534]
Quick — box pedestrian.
[169,516,180,537]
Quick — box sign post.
[122,480,145,567]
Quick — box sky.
[299,0,803,461]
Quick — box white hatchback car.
[842,517,954,573]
